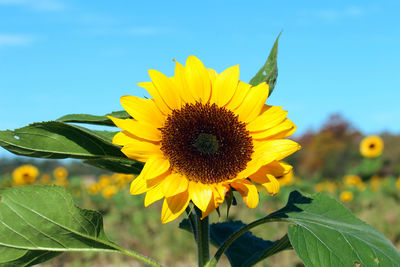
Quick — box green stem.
[186,205,197,241]
[206,217,285,267]
[108,243,162,267]
[194,206,210,267]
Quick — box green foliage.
[0,122,142,174]
[57,111,130,126]
[179,219,290,267]
[83,158,143,175]
[274,191,400,267]
[0,185,118,266]
[249,32,281,96]
[205,190,400,267]
[210,221,290,267]
[0,185,161,267]
[0,121,121,159]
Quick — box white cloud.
[0,34,34,47]
[0,0,65,11]
[298,6,370,23]
[83,26,174,37]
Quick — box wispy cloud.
[83,26,174,37]
[0,34,34,47]
[0,0,65,11]
[298,6,371,23]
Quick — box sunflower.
[360,135,383,158]
[53,167,68,180]
[340,191,354,203]
[109,56,300,223]
[12,164,39,186]
[343,175,366,191]
[102,185,118,199]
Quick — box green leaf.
[210,221,287,267]
[83,158,144,175]
[272,191,400,267]
[0,185,118,265]
[57,111,131,126]
[0,121,143,174]
[0,249,61,267]
[0,185,161,267]
[0,121,124,159]
[179,219,288,267]
[249,32,281,96]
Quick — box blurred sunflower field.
[1,113,399,266]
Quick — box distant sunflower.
[53,167,68,180]
[12,164,39,186]
[102,185,118,199]
[109,56,300,223]
[340,191,354,203]
[360,135,383,158]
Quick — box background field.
[1,114,399,266]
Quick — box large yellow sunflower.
[360,135,384,158]
[109,56,300,223]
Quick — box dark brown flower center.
[160,102,253,184]
[369,143,376,149]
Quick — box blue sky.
[0,0,400,156]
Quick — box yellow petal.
[253,139,301,166]
[234,82,269,123]
[173,59,195,104]
[163,173,189,198]
[189,181,213,212]
[130,175,149,195]
[210,65,239,106]
[235,157,262,180]
[108,116,161,142]
[262,161,292,177]
[251,119,295,140]
[120,95,165,127]
[226,81,252,110]
[161,191,190,223]
[250,172,280,195]
[231,179,259,208]
[136,156,170,181]
[267,123,297,139]
[120,140,162,162]
[201,192,219,219]
[208,68,218,83]
[185,55,211,103]
[213,183,229,205]
[265,175,280,195]
[148,69,181,110]
[247,106,287,132]
[137,81,171,115]
[112,131,135,146]
[144,183,164,207]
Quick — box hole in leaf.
[13,135,20,140]
[263,71,267,76]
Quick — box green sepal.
[249,32,281,96]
